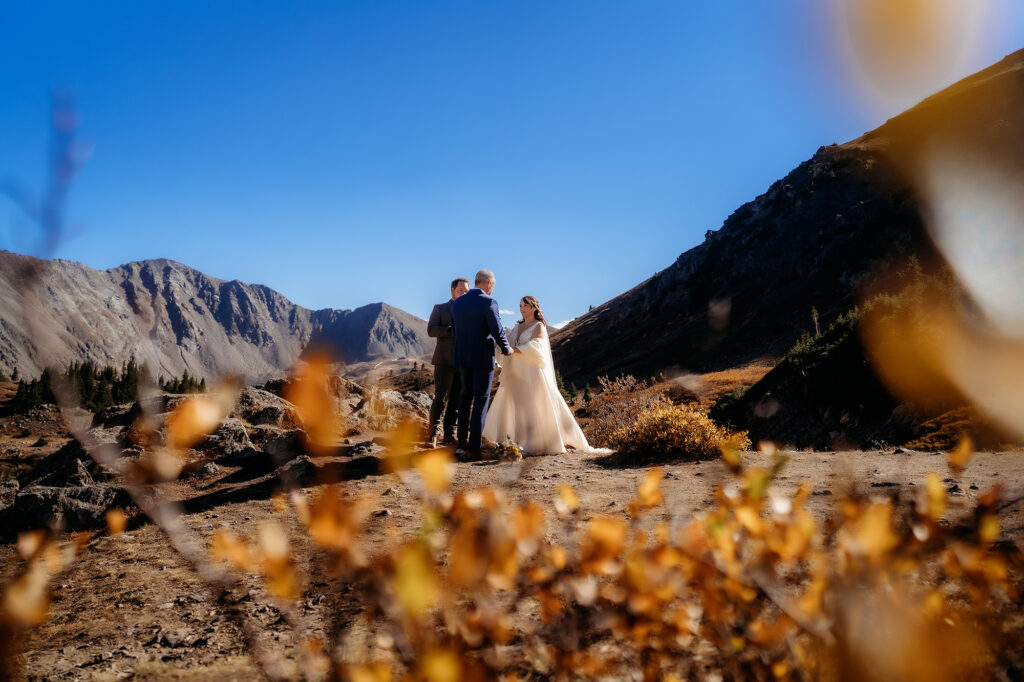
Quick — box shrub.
[609,403,750,462]
[581,375,668,448]
[32,437,47,447]
[905,406,1010,451]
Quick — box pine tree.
[555,370,572,403]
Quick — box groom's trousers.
[457,367,494,452]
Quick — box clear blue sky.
[2,1,1022,325]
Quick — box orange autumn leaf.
[2,561,51,627]
[166,395,222,450]
[105,508,127,536]
[948,434,973,473]
[416,448,453,493]
[394,543,439,617]
[283,352,342,454]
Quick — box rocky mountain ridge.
[0,252,430,381]
[552,48,1024,387]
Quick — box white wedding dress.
[482,320,592,455]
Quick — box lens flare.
[837,0,984,111]
[920,152,1024,337]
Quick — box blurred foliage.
[2,357,1024,679]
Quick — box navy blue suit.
[451,288,512,451]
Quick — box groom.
[451,269,517,461]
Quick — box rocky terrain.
[0,253,431,383]
[0,378,435,542]
[552,48,1024,387]
[3,398,1023,679]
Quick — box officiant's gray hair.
[474,269,496,286]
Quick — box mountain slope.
[552,48,1024,387]
[0,252,430,381]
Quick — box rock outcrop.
[0,383,433,537]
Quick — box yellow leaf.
[924,472,946,521]
[347,663,393,682]
[744,468,772,500]
[720,440,742,473]
[2,560,51,627]
[416,449,452,493]
[166,395,222,450]
[979,514,1000,544]
[555,484,579,517]
[629,468,664,516]
[948,434,973,473]
[420,649,460,682]
[210,530,253,571]
[734,505,765,536]
[845,502,899,563]
[511,502,545,556]
[105,508,127,536]
[283,352,342,455]
[258,522,299,600]
[382,420,421,474]
[394,543,439,617]
[17,530,46,559]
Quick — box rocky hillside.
[552,48,1024,387]
[0,253,430,382]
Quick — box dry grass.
[690,362,774,405]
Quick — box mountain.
[0,252,431,381]
[552,48,1024,387]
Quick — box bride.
[482,296,592,455]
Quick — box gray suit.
[427,300,460,441]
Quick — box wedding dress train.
[482,320,591,454]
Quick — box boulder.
[90,403,134,429]
[263,428,307,462]
[233,388,302,428]
[196,418,252,456]
[2,484,133,537]
[19,439,111,487]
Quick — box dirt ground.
[3,440,1023,681]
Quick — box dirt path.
[3,447,1023,680]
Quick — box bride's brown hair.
[518,296,546,324]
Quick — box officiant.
[426,277,470,447]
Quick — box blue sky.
[2,1,1023,325]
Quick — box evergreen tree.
[11,368,19,381]
[555,370,573,403]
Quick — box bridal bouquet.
[493,437,523,461]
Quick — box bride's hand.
[511,347,522,355]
